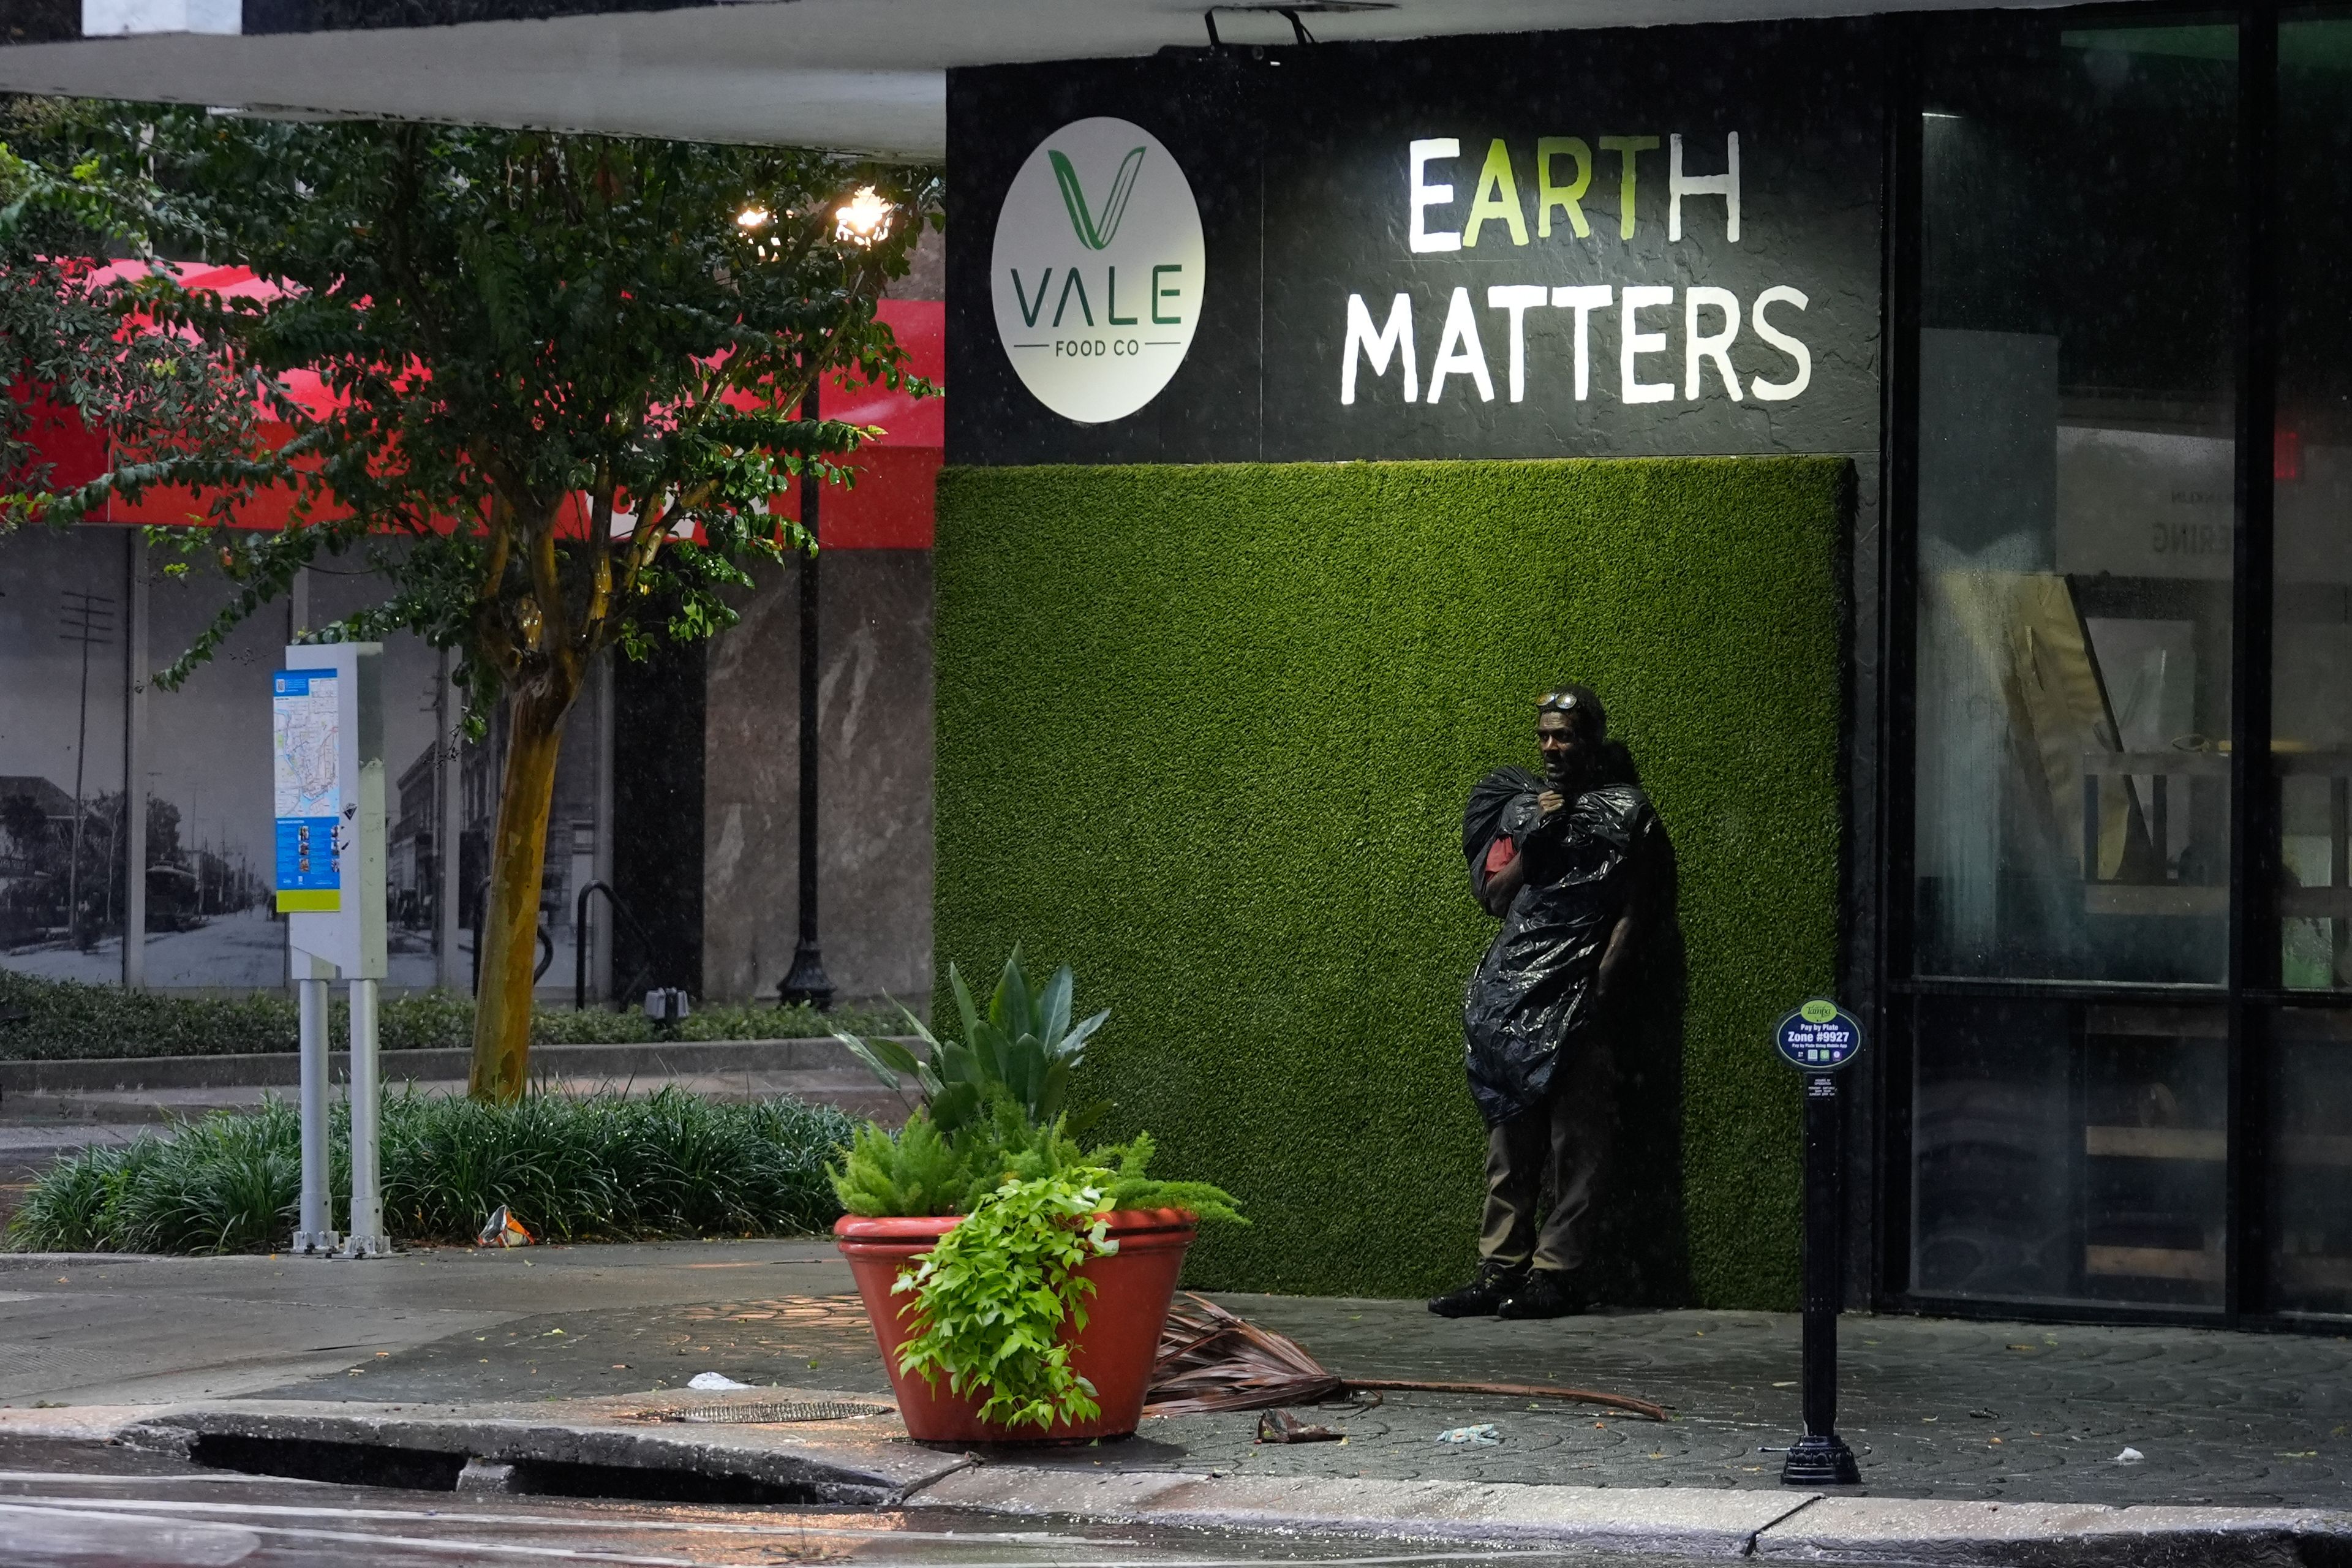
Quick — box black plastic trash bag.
[1460,764,1658,1126]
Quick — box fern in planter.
[832,1111,979,1218]
[833,1091,1245,1226]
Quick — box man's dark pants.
[1478,1035,1615,1274]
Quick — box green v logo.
[1049,146,1147,250]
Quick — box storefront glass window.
[1913,996,2228,1308]
[2263,15,2352,1319]
[2275,17,2352,992]
[2271,1008,2352,1312]
[1912,17,2237,984]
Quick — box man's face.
[1536,709,1596,785]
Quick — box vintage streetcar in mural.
[0,775,268,980]
[0,529,592,992]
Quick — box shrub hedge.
[6,1087,857,1253]
[934,458,1845,1310]
[0,970,895,1061]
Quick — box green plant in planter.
[832,1093,1245,1224]
[892,1166,1118,1430]
[853,1121,1243,1430]
[834,949,1108,1134]
[832,1110,979,1218]
[832,952,1244,1428]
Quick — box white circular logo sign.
[991,117,1205,424]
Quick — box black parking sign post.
[1775,1000,1862,1488]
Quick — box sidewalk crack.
[884,1453,981,1507]
[1744,1493,1825,1556]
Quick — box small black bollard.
[1775,1001,1861,1488]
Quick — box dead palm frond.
[1143,1293,1670,1423]
[1146,1293,1346,1414]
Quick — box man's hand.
[1537,790,1566,815]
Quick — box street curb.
[1752,1496,2352,1566]
[907,1468,2352,1565]
[9,1401,2350,1565]
[109,1400,958,1507]
[916,1467,1815,1557]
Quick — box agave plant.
[835,949,1109,1135]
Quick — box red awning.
[24,262,940,550]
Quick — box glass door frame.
[1875,0,2321,1329]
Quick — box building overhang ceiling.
[0,0,2057,159]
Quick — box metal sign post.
[1774,998,1862,1487]
[292,958,336,1254]
[273,641,387,1259]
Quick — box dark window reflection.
[2274,17,2352,990]
[1912,17,2236,984]
[2271,1009,2352,1312]
[1913,997,2226,1308]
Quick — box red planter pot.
[833,1208,1198,1444]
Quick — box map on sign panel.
[273,671,341,820]
[273,668,344,908]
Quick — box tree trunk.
[467,688,571,1102]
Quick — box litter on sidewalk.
[1436,1423,1502,1446]
[1256,1409,1344,1444]
[687,1372,753,1392]
[477,1206,533,1248]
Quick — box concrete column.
[121,529,148,989]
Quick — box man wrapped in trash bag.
[1429,684,1662,1321]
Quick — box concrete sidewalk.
[2,1241,2348,1561]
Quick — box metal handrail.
[575,880,658,1012]
[470,876,555,995]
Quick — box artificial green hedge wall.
[934,458,1845,1308]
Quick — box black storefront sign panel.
[947,20,1885,466]
[946,56,1265,467]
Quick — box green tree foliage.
[0,102,940,1100]
[0,99,261,505]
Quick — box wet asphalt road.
[0,1449,1739,1568]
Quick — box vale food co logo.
[992,117,1205,424]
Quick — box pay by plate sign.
[1774,998,1861,1072]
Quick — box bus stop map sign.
[273,666,345,914]
[1775,999,1861,1073]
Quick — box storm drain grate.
[660,1399,894,1425]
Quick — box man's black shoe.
[1427,1262,1527,1318]
[1496,1269,1583,1320]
